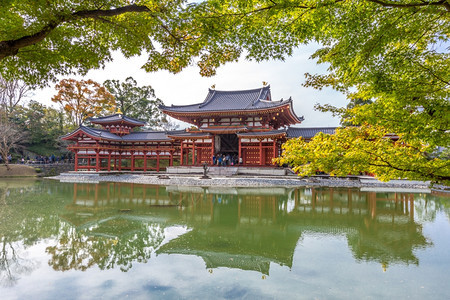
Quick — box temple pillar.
[238,138,242,165]
[192,139,195,166]
[211,135,215,162]
[107,150,111,172]
[272,139,277,164]
[156,150,160,172]
[118,151,122,171]
[259,139,263,166]
[144,150,147,172]
[95,149,100,172]
[74,151,79,171]
[169,150,173,166]
[131,150,135,171]
[180,141,184,166]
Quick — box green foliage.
[1,0,449,182]
[276,125,450,184]
[9,101,67,155]
[103,77,169,129]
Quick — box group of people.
[0,154,73,165]
[212,153,242,166]
[0,155,12,164]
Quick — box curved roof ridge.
[199,89,216,108]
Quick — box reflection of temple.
[60,183,429,274]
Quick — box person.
[239,157,243,165]
[212,154,216,166]
[218,154,223,166]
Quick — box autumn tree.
[103,77,169,129]
[52,79,115,127]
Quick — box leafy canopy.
[52,79,115,127]
[103,77,169,129]
[0,0,448,182]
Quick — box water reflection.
[61,183,434,274]
[0,180,448,288]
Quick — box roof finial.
[116,107,123,115]
[211,84,216,89]
[262,81,268,86]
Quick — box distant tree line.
[0,76,176,170]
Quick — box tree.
[0,76,32,118]
[52,79,115,127]
[276,125,449,184]
[204,0,448,183]
[0,122,26,170]
[10,101,66,154]
[103,77,168,129]
[0,1,241,86]
[1,1,449,181]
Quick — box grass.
[0,164,38,177]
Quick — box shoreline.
[50,173,448,193]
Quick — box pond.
[0,179,449,299]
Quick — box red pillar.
[131,150,135,171]
[74,152,79,171]
[180,141,184,166]
[118,151,122,171]
[259,139,263,166]
[156,151,160,172]
[238,138,242,164]
[95,149,100,172]
[211,135,215,162]
[108,150,111,172]
[169,150,173,166]
[192,139,195,166]
[272,139,277,165]
[144,151,147,172]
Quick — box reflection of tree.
[46,219,165,272]
[0,180,73,286]
[0,237,37,287]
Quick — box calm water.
[0,179,449,299]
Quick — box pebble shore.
[51,173,442,191]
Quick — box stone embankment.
[50,172,446,192]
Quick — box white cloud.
[33,45,348,127]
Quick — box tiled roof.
[160,86,293,113]
[201,126,248,133]
[166,131,212,138]
[287,127,336,139]
[80,126,123,140]
[89,114,146,126]
[122,131,173,141]
[237,129,287,138]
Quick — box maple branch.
[367,0,450,11]
[0,4,152,61]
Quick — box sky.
[33,43,348,128]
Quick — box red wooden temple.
[62,85,335,172]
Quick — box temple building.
[62,85,335,172]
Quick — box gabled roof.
[88,114,146,127]
[62,126,178,142]
[61,126,122,141]
[122,131,173,142]
[287,127,336,139]
[160,86,293,113]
